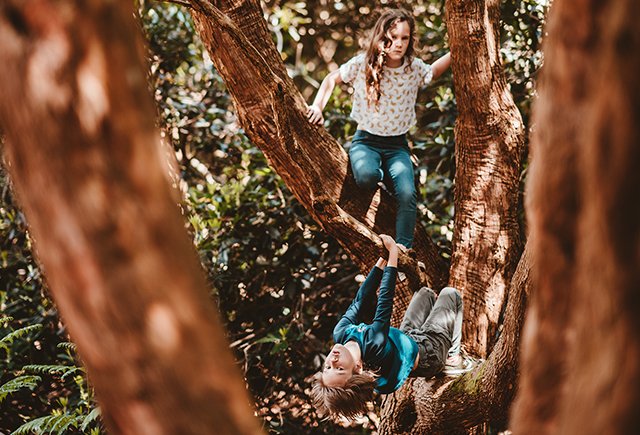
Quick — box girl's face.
[383,20,411,66]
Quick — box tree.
[0,2,261,434]
[6,0,638,432]
[184,0,527,433]
[511,0,640,433]
[445,0,525,357]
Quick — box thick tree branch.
[513,0,640,433]
[445,0,525,357]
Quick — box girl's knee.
[353,168,383,189]
[395,186,417,205]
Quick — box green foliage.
[21,364,82,379]
[0,324,43,351]
[0,322,102,434]
[0,375,41,403]
[180,127,361,432]
[0,176,101,432]
[254,327,298,355]
[12,414,82,435]
[79,408,102,433]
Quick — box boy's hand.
[306,104,324,125]
[379,234,398,268]
[379,234,397,252]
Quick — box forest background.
[0,0,545,433]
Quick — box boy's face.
[322,343,360,387]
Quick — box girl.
[310,234,470,419]
[307,8,451,249]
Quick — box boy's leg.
[400,287,436,333]
[423,287,463,358]
[383,148,416,249]
[446,288,463,358]
[349,142,383,189]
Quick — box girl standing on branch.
[307,8,451,249]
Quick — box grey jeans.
[399,287,463,378]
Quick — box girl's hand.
[306,104,324,125]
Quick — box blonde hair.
[364,9,416,108]
[310,370,377,419]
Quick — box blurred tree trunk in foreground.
[512,0,640,433]
[0,2,261,434]
[186,0,527,433]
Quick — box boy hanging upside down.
[310,234,474,419]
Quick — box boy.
[310,234,472,419]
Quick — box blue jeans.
[348,130,417,248]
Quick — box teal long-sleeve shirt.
[332,265,418,394]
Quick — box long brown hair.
[365,9,416,108]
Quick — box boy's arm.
[307,69,343,125]
[371,235,398,335]
[333,259,386,340]
[431,52,451,80]
[370,267,397,335]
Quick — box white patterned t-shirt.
[339,53,433,136]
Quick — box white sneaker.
[443,354,478,376]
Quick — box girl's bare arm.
[431,51,451,80]
[307,69,343,124]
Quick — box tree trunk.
[187,1,448,326]
[185,1,529,433]
[445,0,525,357]
[512,0,640,433]
[0,2,261,434]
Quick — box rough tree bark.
[446,0,525,357]
[512,0,640,433]
[184,0,529,433]
[0,2,261,434]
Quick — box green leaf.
[254,334,279,344]
[22,364,75,376]
[80,407,101,431]
[0,324,43,346]
[0,375,41,403]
